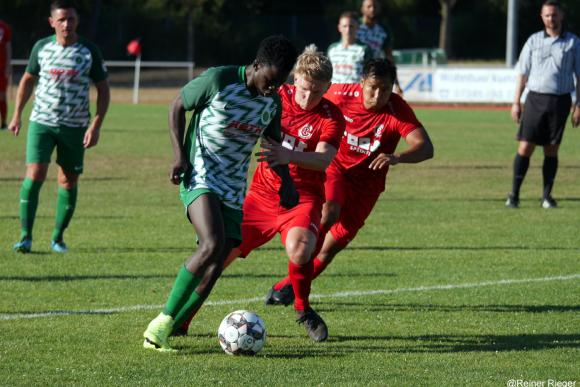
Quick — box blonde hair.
[293,44,333,83]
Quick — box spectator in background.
[9,0,110,253]
[357,0,403,96]
[327,11,372,84]
[507,0,580,209]
[0,18,12,129]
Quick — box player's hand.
[255,139,291,168]
[369,153,399,170]
[8,116,21,136]
[278,180,299,209]
[83,128,100,148]
[511,103,522,124]
[170,158,190,185]
[572,106,580,128]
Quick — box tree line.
[1,0,578,65]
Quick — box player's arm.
[368,127,434,170]
[260,135,299,209]
[168,94,189,185]
[256,139,337,171]
[8,72,37,136]
[571,61,580,127]
[84,79,110,148]
[270,163,299,209]
[511,74,528,124]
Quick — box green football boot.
[143,313,176,352]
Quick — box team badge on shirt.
[298,124,314,139]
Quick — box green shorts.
[26,121,86,174]
[179,186,243,245]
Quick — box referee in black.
[507,0,580,209]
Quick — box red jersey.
[325,83,422,193]
[250,84,344,200]
[0,20,12,71]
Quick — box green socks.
[163,266,203,318]
[19,178,44,240]
[51,185,78,242]
[173,291,207,329]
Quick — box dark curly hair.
[362,58,397,83]
[255,35,298,76]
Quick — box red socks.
[274,257,329,291]
[288,259,313,311]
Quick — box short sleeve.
[517,37,533,75]
[391,95,422,138]
[25,39,44,76]
[382,23,393,50]
[180,67,221,111]
[87,42,108,82]
[319,102,345,150]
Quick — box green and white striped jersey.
[26,35,107,128]
[180,66,282,210]
[327,41,373,84]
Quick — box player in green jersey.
[9,0,110,254]
[143,35,299,352]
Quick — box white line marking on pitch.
[1,274,578,321]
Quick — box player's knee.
[286,243,312,265]
[196,238,224,262]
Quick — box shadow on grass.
[165,332,580,357]
[325,301,580,314]
[0,215,127,220]
[39,244,580,254]
[330,333,580,353]
[0,274,176,282]
[0,271,395,282]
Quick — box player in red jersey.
[0,19,12,129]
[265,58,434,306]
[174,45,344,342]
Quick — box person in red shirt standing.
[0,19,12,129]
[175,45,345,342]
[265,58,434,306]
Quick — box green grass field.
[0,103,578,386]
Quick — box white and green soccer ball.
[218,310,266,355]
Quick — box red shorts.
[238,189,323,257]
[325,167,381,248]
[0,74,7,91]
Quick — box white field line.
[1,274,578,321]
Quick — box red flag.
[127,39,141,56]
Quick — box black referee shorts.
[518,91,572,145]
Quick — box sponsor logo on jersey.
[228,120,263,135]
[49,68,80,80]
[343,115,354,123]
[260,109,271,125]
[298,124,314,139]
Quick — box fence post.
[132,54,141,105]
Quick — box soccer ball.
[218,310,266,355]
